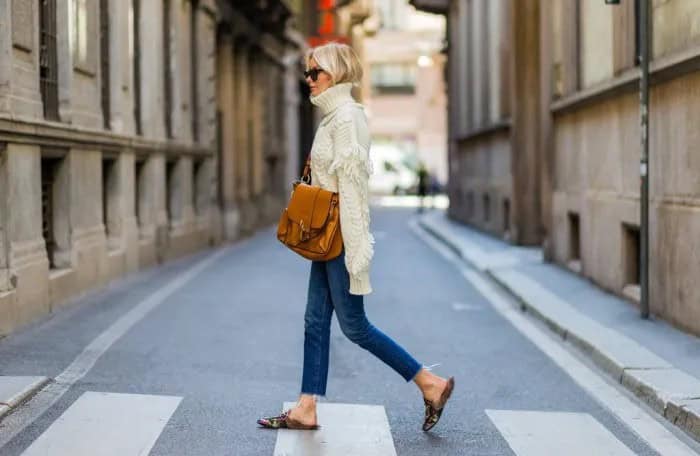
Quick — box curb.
[0,376,50,421]
[417,215,700,444]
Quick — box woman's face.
[306,58,332,96]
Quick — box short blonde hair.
[305,42,363,86]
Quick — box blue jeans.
[301,248,423,395]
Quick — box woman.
[257,43,454,432]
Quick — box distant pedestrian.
[257,42,454,432]
[416,162,429,213]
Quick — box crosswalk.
[20,392,182,456]
[1,393,665,455]
[486,410,637,456]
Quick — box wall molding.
[0,115,213,157]
[552,45,700,115]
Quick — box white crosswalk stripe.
[487,410,637,455]
[20,391,181,456]
[273,402,397,456]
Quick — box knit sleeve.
[330,108,375,291]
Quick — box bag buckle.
[300,220,310,241]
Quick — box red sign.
[308,35,349,47]
[307,0,348,47]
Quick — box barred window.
[39,0,60,121]
[370,62,416,95]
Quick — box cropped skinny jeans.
[301,248,423,395]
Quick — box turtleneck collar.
[309,82,355,116]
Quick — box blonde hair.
[305,42,363,86]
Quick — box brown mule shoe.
[257,410,320,430]
[422,376,455,432]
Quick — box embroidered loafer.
[257,410,320,430]
[422,376,455,432]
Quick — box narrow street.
[0,207,696,455]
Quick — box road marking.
[0,246,232,450]
[273,402,397,456]
[410,220,700,455]
[486,410,636,455]
[21,391,181,456]
[450,301,482,312]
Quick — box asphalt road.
[0,206,689,455]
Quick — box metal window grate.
[190,0,200,142]
[39,0,60,121]
[134,160,145,226]
[163,0,173,138]
[165,160,177,223]
[41,159,57,267]
[100,0,111,129]
[133,0,142,135]
[102,158,116,235]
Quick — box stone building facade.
[415,0,700,336]
[363,0,447,186]
[0,0,307,337]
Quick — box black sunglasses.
[304,67,325,82]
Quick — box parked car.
[368,144,417,195]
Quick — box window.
[623,223,640,286]
[633,0,641,66]
[131,0,142,135]
[39,0,60,121]
[134,159,146,227]
[370,63,416,95]
[375,0,406,30]
[41,156,65,268]
[163,0,173,138]
[568,212,581,262]
[503,198,511,234]
[193,159,205,215]
[483,193,490,222]
[166,159,178,224]
[102,156,117,241]
[190,0,200,141]
[100,0,110,129]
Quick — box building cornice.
[0,115,212,157]
[453,119,512,143]
[551,44,700,115]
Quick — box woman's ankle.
[297,394,318,410]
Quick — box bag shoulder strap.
[301,153,311,184]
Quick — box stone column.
[5,144,49,329]
[56,0,73,122]
[118,151,140,274]
[234,40,255,234]
[64,148,108,298]
[139,0,166,140]
[216,31,240,240]
[0,1,11,113]
[108,0,131,134]
[249,49,263,200]
[510,0,542,245]
[0,143,8,292]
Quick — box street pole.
[639,0,650,319]
[604,0,649,318]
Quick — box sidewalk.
[0,376,49,420]
[418,209,700,443]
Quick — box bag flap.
[287,183,335,230]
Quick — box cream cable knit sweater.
[309,82,374,295]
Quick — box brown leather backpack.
[276,155,343,261]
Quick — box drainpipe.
[639,0,650,319]
[606,0,650,319]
